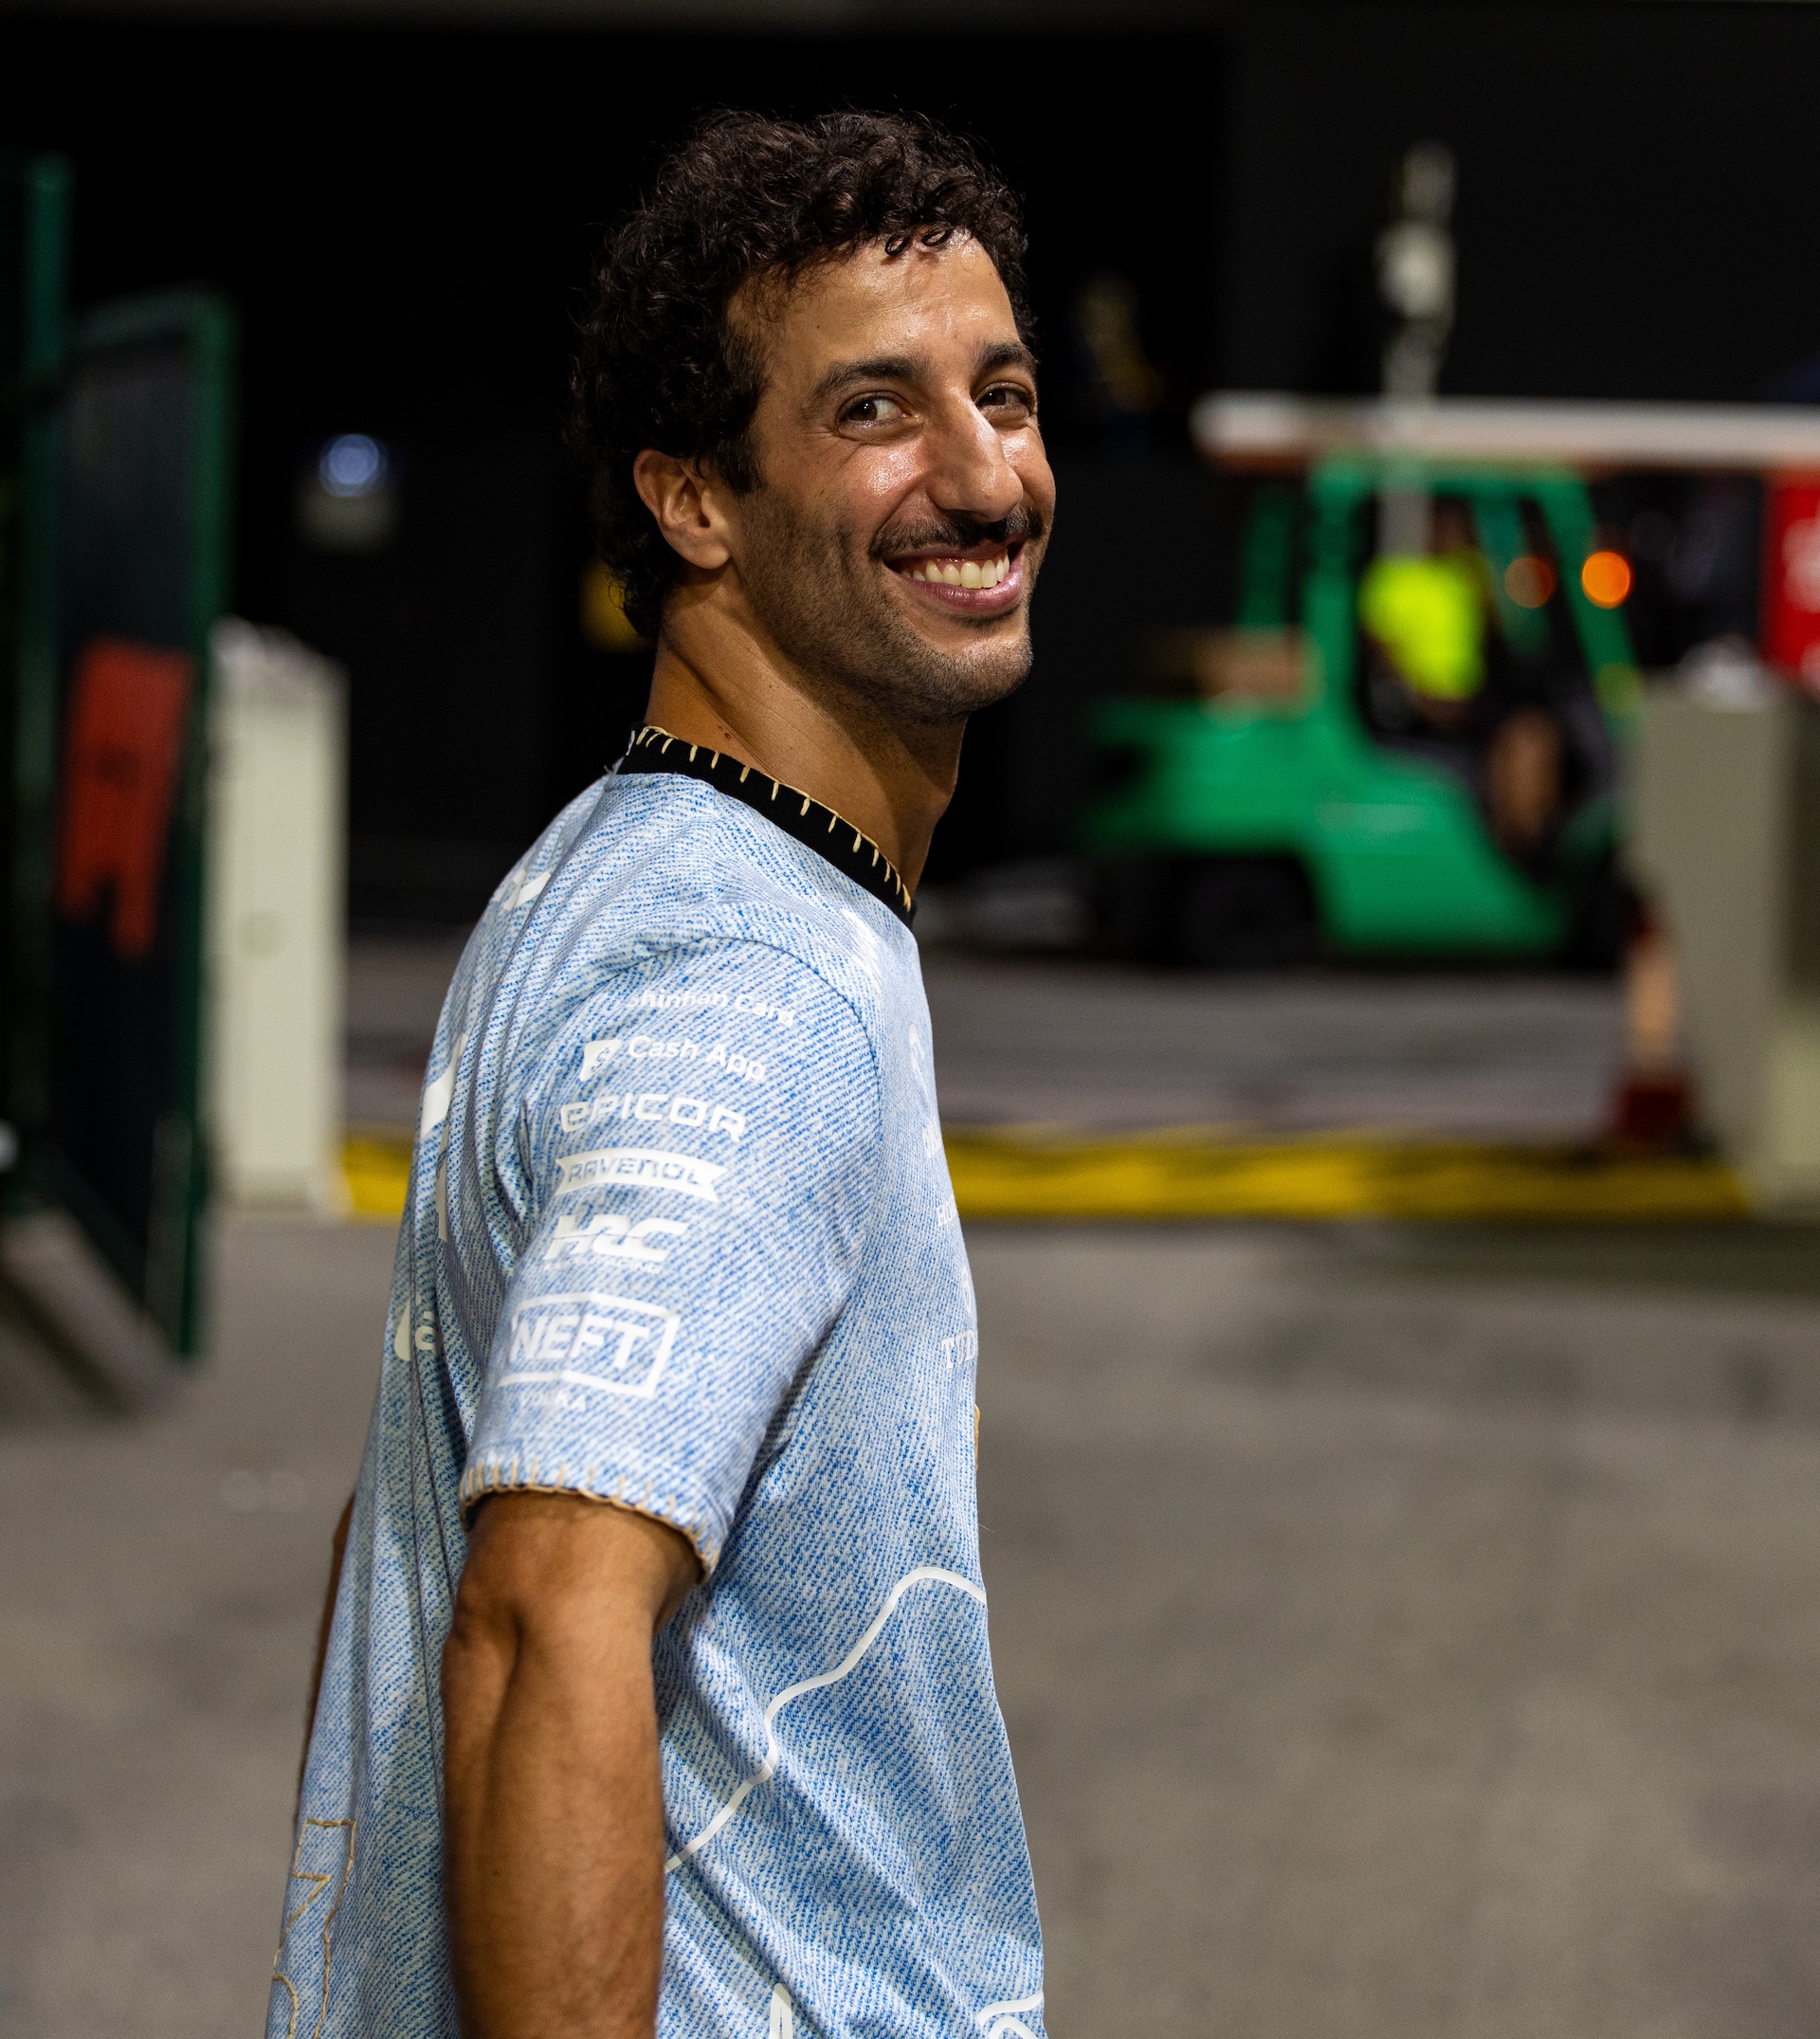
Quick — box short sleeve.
[459,938,881,1569]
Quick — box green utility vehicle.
[1082,454,1639,967]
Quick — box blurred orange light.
[1503,555,1556,609]
[1581,550,1632,608]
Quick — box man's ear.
[633,451,735,573]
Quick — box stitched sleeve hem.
[458,1455,726,1573]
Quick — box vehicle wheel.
[1174,857,1319,970]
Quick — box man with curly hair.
[271,111,1054,2039]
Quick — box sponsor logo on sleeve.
[558,1091,746,1141]
[554,1147,727,1203]
[577,1036,767,1084]
[623,987,795,1027]
[579,1038,620,1082]
[502,1293,680,1399]
[543,1211,686,1265]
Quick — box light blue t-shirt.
[269,759,1046,2039]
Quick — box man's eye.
[844,393,907,426]
[980,384,1036,419]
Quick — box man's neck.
[642,608,961,893]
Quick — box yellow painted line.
[345,1127,1748,1227]
[342,1134,413,1221]
[945,1132,1750,1224]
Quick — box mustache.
[872,501,1046,562]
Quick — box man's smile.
[884,541,1027,616]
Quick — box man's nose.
[923,397,1024,523]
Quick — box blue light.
[319,433,388,499]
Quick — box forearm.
[445,1620,666,2037]
[443,1497,694,2039]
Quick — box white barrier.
[1632,679,1820,1210]
[207,620,347,1212]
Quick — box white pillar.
[1632,674,1820,1209]
[207,620,347,1212]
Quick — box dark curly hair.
[570,110,1032,638]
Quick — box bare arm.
[442,1492,700,2039]
[299,1492,355,1810]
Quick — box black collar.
[615,725,915,927]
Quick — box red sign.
[56,637,194,961]
[1762,476,1820,691]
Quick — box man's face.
[723,233,1054,724]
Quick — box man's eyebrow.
[811,355,921,404]
[810,340,1037,408]
[976,340,1037,378]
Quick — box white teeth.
[907,554,1010,588]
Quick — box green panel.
[1083,693,1565,955]
[45,292,236,1356]
[0,155,69,1183]
[1085,697,1317,850]
[1304,778,1567,951]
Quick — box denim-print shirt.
[269,766,1046,2039]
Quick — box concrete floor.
[925,956,1626,1139]
[978,1226,1820,2039]
[6,1208,1820,2037]
[0,1218,390,2038]
[5,949,1819,2037]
